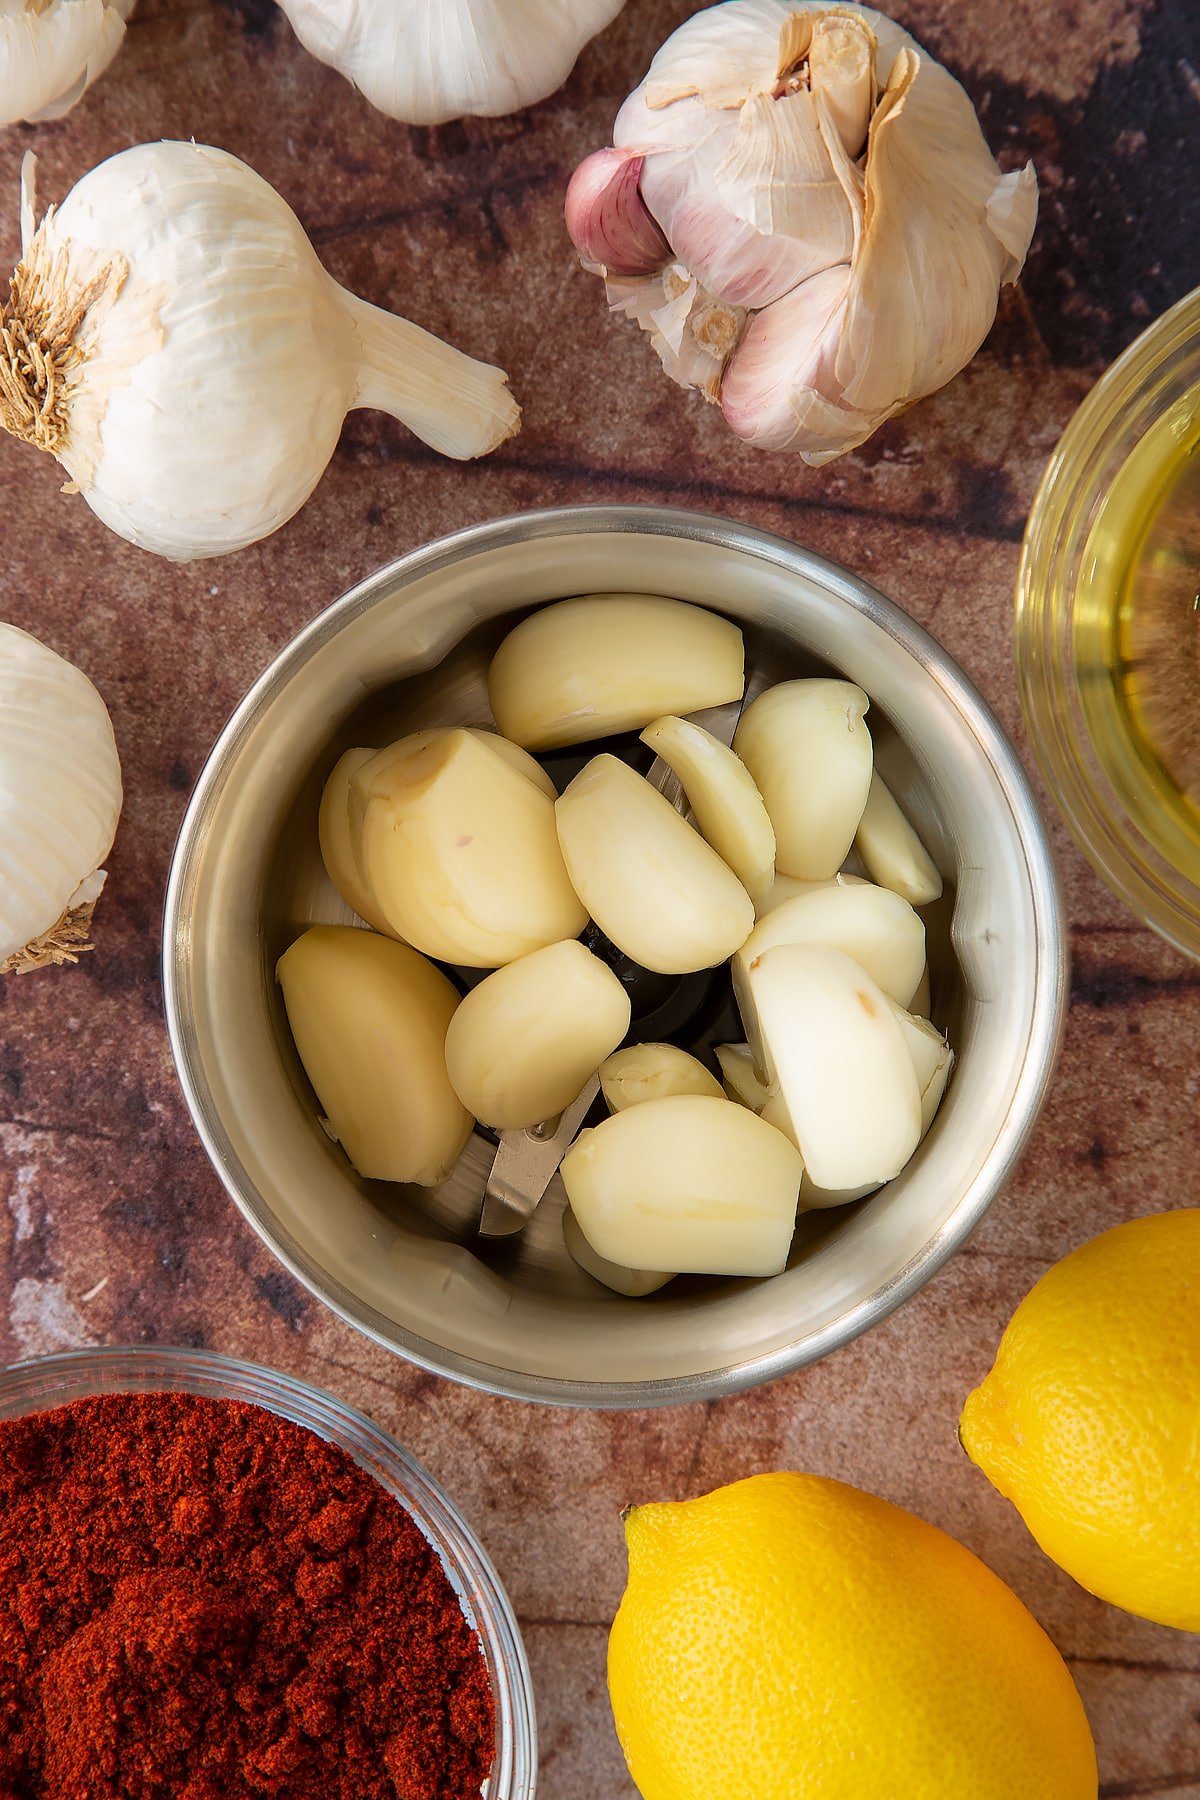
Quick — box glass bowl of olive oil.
[1017,286,1200,958]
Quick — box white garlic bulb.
[566,0,1037,462]
[0,622,122,974]
[0,0,133,128]
[276,0,627,125]
[0,143,519,560]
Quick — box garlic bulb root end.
[0,221,126,458]
[1,886,103,976]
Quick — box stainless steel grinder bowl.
[163,507,1066,1406]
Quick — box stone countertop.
[1,1,1198,1794]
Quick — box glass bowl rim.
[0,1343,538,1799]
[1015,285,1200,957]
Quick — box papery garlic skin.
[444,939,630,1131]
[555,753,755,975]
[568,0,1037,462]
[0,622,121,973]
[276,0,627,126]
[489,594,744,751]
[276,926,472,1186]
[0,0,133,129]
[600,1042,724,1113]
[0,142,519,561]
[562,1206,674,1297]
[562,1093,803,1277]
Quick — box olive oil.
[1075,393,1200,884]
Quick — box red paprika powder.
[0,1391,495,1799]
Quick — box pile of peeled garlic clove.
[277,593,953,1298]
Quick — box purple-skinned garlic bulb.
[565,0,1038,463]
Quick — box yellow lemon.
[961,1207,1200,1632]
[607,1471,1096,1799]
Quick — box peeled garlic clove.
[319,749,399,936]
[855,770,944,905]
[320,733,551,936]
[733,880,925,1039]
[350,728,586,968]
[731,1081,862,1215]
[277,926,471,1186]
[919,1041,953,1137]
[733,680,872,880]
[444,940,629,1131]
[566,148,671,278]
[562,1207,674,1297]
[754,872,840,917]
[1,143,519,561]
[277,0,627,125]
[561,1095,803,1277]
[0,623,122,975]
[488,595,744,751]
[640,714,775,902]
[0,0,133,129]
[600,1043,724,1113]
[555,754,754,974]
[889,1000,954,1137]
[744,943,921,1191]
[799,1170,880,1209]
[909,962,932,1020]
[472,730,557,799]
[714,1042,771,1112]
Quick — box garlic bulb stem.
[344,291,519,461]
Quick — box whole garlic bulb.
[0,142,520,560]
[0,622,122,974]
[0,0,133,129]
[277,0,628,125]
[566,0,1037,463]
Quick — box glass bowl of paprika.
[0,1343,537,1799]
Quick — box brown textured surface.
[1,2,1199,1795]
